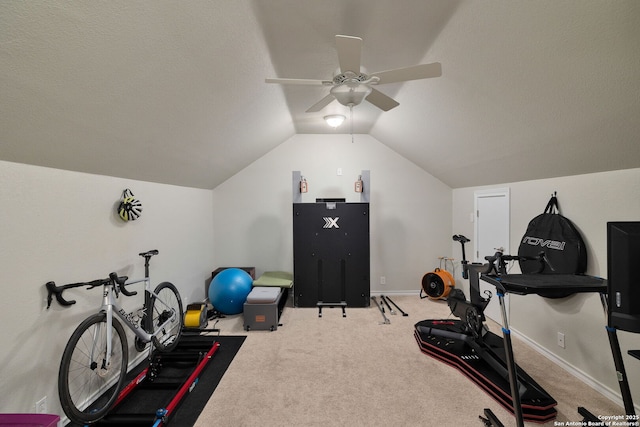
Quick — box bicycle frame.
[120,276,154,335]
[98,279,177,368]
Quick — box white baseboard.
[370,290,421,296]
[511,327,639,413]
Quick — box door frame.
[473,187,510,324]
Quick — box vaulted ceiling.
[2,1,639,189]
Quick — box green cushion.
[253,271,293,288]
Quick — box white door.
[474,188,510,325]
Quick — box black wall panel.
[293,202,370,307]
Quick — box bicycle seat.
[139,249,159,258]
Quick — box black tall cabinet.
[293,201,370,308]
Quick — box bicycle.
[46,250,184,424]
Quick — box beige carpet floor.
[193,295,624,427]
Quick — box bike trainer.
[72,333,219,426]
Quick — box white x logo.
[323,217,339,229]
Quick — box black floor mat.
[169,335,245,427]
[65,335,246,427]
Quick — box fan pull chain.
[350,105,354,143]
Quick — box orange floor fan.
[421,257,455,300]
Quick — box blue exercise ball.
[209,268,253,315]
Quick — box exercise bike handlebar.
[483,250,554,275]
[46,274,130,309]
[452,235,555,277]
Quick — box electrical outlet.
[337,168,342,176]
[380,276,386,285]
[557,332,565,348]
[35,396,47,414]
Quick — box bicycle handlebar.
[46,274,130,309]
[113,272,138,297]
[46,250,158,309]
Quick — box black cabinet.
[293,202,370,307]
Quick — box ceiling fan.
[265,35,442,113]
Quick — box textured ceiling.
[1,1,639,189]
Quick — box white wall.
[212,134,452,294]
[0,160,214,417]
[452,168,640,407]
[4,145,636,418]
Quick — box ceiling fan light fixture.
[330,83,372,107]
[265,35,442,114]
[324,114,346,128]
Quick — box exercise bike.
[414,235,558,425]
[445,235,491,341]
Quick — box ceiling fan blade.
[365,88,400,111]
[335,35,362,74]
[305,94,335,113]
[371,62,442,85]
[265,78,332,86]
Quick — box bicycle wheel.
[58,313,128,424]
[150,281,183,352]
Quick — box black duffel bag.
[517,193,587,274]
